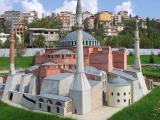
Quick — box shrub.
[149,53,155,64]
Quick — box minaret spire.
[76,0,82,14]
[134,18,142,71]
[69,0,91,115]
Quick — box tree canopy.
[28,16,62,29]
[105,18,160,48]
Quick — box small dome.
[108,77,129,85]
[59,31,100,47]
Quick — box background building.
[84,16,95,30]
[97,11,113,24]
[14,23,28,35]
[82,11,93,21]
[57,12,75,32]
[0,33,10,43]
[29,28,60,47]
[0,17,6,32]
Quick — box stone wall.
[0,48,44,57]
[1,48,160,56]
[91,82,103,110]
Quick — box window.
[111,92,113,96]
[124,93,126,96]
[39,98,44,102]
[117,99,120,103]
[124,99,126,102]
[75,109,77,114]
[39,103,42,108]
[129,92,130,95]
[56,102,62,113]
[47,100,53,104]
[47,106,51,112]
[9,93,13,101]
[117,93,120,96]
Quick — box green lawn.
[143,67,160,78]
[128,55,160,65]
[0,56,159,78]
[108,87,160,120]
[0,101,73,120]
[0,57,33,70]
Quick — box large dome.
[59,31,100,47]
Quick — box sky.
[0,0,160,19]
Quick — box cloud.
[55,0,98,14]
[115,0,134,15]
[21,0,46,18]
[0,0,12,14]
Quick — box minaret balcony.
[75,24,84,29]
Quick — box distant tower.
[134,19,142,71]
[69,0,91,115]
[9,12,16,75]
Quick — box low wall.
[113,48,160,55]
[0,48,160,57]
[0,48,44,57]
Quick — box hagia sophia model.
[2,0,149,116]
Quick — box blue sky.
[1,0,160,19]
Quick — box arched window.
[55,102,62,106]
[56,102,62,113]
[124,99,126,102]
[124,92,126,96]
[86,41,88,45]
[9,92,13,101]
[39,98,44,102]
[117,93,120,96]
[117,99,120,103]
[47,100,53,104]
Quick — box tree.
[0,41,3,48]
[28,16,62,29]
[23,31,30,46]
[15,43,27,57]
[32,35,45,48]
[149,53,155,64]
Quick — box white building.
[0,33,10,43]
[2,0,149,117]
[82,11,93,21]
[107,77,131,108]
[29,28,60,47]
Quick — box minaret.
[9,12,16,75]
[134,19,142,71]
[69,0,91,115]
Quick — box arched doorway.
[47,100,53,112]
[55,102,62,113]
[9,93,13,101]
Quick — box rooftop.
[38,94,71,102]
[50,49,75,55]
[108,77,129,86]
[44,73,74,81]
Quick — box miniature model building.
[2,0,148,116]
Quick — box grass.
[143,67,160,78]
[0,56,159,78]
[0,101,73,120]
[108,87,160,120]
[128,55,160,65]
[0,57,33,70]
